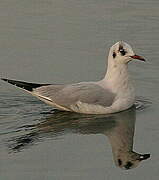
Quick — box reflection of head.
[116,151,150,170]
[106,107,150,170]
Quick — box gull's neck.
[105,62,129,81]
[101,56,131,93]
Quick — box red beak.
[130,55,145,61]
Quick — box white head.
[108,41,145,65]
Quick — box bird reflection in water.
[8,106,150,170]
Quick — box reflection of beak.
[139,154,150,161]
[130,54,146,61]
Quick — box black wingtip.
[1,78,51,92]
[1,78,33,91]
[1,78,8,82]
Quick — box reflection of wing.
[34,82,115,111]
[7,111,119,152]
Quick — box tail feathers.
[1,78,51,91]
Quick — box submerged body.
[1,41,145,114]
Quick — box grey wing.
[33,82,115,110]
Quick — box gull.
[1,41,145,114]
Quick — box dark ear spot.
[118,159,122,166]
[113,52,116,58]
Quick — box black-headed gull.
[1,41,145,114]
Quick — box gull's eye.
[124,161,133,169]
[119,49,126,56]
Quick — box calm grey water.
[0,0,159,179]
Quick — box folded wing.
[34,82,115,111]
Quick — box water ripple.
[135,96,152,111]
